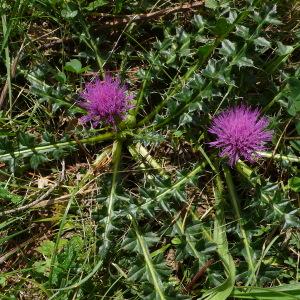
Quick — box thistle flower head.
[78,75,133,127]
[209,105,273,166]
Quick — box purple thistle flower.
[78,75,133,128]
[209,105,273,166]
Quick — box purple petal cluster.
[209,105,273,166]
[78,75,133,127]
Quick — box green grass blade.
[232,284,300,300]
[1,14,12,116]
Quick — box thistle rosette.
[78,75,133,128]
[209,105,273,166]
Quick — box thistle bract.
[78,75,133,127]
[209,105,273,166]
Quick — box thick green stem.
[223,165,256,285]
[103,140,122,249]
[0,132,115,161]
[257,151,300,163]
[1,14,12,117]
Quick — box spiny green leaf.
[179,113,193,126]
[235,25,250,39]
[193,15,205,29]
[127,264,147,282]
[288,177,300,192]
[0,186,22,204]
[219,39,236,56]
[254,37,271,52]
[234,56,254,68]
[277,42,294,56]
[30,153,48,169]
[203,59,217,77]
[286,78,300,116]
[284,212,300,229]
[84,0,107,11]
[18,132,35,147]
[61,6,78,19]
[205,0,218,10]
[0,137,14,152]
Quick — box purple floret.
[78,75,133,128]
[209,105,273,166]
